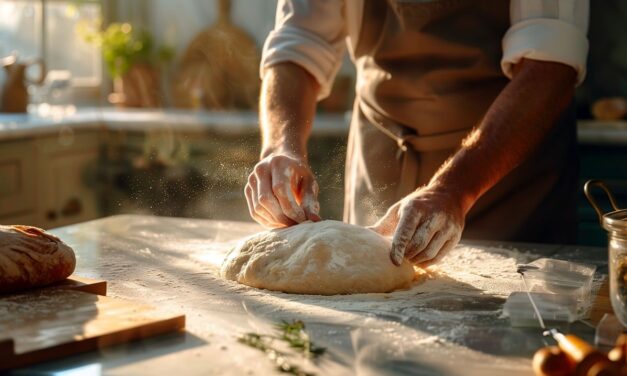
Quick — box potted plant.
[79,22,173,107]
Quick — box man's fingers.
[245,184,272,227]
[410,231,447,264]
[419,238,457,267]
[414,227,462,266]
[390,208,421,266]
[271,169,306,223]
[405,215,445,259]
[300,177,321,221]
[303,203,321,221]
[249,176,283,228]
[256,172,297,226]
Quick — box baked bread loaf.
[0,225,76,294]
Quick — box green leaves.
[238,320,326,375]
[78,22,173,79]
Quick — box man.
[245,0,589,266]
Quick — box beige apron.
[343,0,579,243]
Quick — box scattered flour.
[51,216,605,375]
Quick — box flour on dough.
[220,220,415,295]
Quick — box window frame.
[22,0,105,104]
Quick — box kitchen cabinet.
[0,211,37,225]
[0,139,36,219]
[0,110,351,228]
[35,131,102,228]
[0,129,103,228]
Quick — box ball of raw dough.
[220,220,415,295]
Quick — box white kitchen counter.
[577,119,627,145]
[6,215,608,376]
[0,107,624,144]
[0,107,351,141]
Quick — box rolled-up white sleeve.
[502,0,589,85]
[260,0,347,99]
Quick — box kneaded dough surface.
[220,220,415,295]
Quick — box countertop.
[7,215,609,376]
[0,107,351,141]
[0,107,625,144]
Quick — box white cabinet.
[35,131,101,228]
[0,139,36,219]
[0,130,102,228]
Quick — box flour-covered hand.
[245,153,321,228]
[370,186,464,266]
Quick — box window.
[0,0,102,102]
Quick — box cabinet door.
[37,132,101,228]
[0,139,36,217]
[0,212,37,226]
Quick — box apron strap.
[358,99,469,196]
[358,99,469,152]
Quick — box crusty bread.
[0,225,76,294]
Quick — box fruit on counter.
[591,97,627,121]
[533,346,574,376]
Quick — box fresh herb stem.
[237,320,326,376]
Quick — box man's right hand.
[245,153,321,228]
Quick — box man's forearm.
[429,59,578,214]
[260,63,320,160]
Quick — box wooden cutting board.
[49,275,108,296]
[0,276,185,371]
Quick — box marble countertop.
[0,107,350,141]
[7,215,608,376]
[0,107,625,144]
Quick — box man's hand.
[371,59,577,267]
[245,153,321,228]
[370,186,464,266]
[249,63,321,227]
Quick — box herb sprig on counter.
[275,320,326,357]
[238,320,326,375]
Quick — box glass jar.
[608,228,627,326]
[585,180,627,327]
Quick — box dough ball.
[221,220,415,295]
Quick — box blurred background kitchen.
[0,0,625,246]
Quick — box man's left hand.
[370,186,464,266]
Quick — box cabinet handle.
[46,210,57,221]
[61,197,83,217]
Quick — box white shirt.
[261,0,589,99]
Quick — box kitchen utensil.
[584,180,627,327]
[1,54,46,113]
